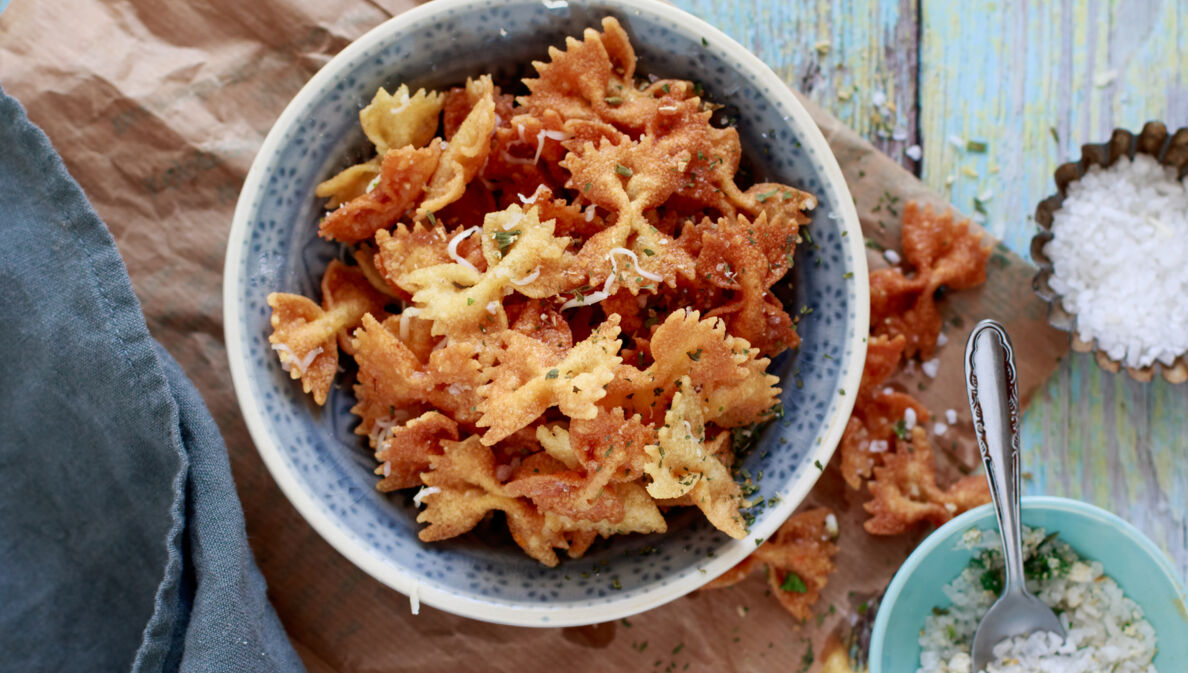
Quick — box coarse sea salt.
[1043,154,1188,368]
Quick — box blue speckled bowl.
[870,496,1188,672]
[224,0,868,626]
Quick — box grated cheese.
[500,149,536,166]
[518,184,548,204]
[447,226,480,274]
[399,308,422,342]
[271,343,322,376]
[412,486,440,508]
[824,513,839,537]
[609,247,663,282]
[584,204,596,222]
[511,266,541,286]
[486,300,499,315]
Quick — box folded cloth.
[0,87,304,672]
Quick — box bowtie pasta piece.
[416,437,569,566]
[604,309,780,428]
[318,142,442,243]
[360,84,445,155]
[374,411,459,492]
[644,378,747,538]
[350,313,486,437]
[476,315,623,446]
[863,427,990,535]
[418,76,496,215]
[871,202,990,358]
[704,507,839,621]
[400,205,573,339]
[267,261,389,405]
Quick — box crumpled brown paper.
[0,1,1067,670]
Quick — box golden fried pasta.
[863,427,990,535]
[704,507,840,620]
[269,17,817,564]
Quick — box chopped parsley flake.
[966,140,988,153]
[426,211,437,225]
[894,419,910,440]
[686,348,703,361]
[755,189,778,202]
[780,572,808,593]
[545,369,559,380]
[615,164,633,177]
[605,96,623,106]
[493,229,521,255]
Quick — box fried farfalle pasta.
[400,205,573,339]
[476,316,622,445]
[837,334,931,489]
[350,313,485,437]
[318,142,443,243]
[374,411,459,492]
[871,202,991,359]
[267,261,389,405]
[315,85,445,209]
[644,378,747,538]
[270,17,827,565]
[604,309,780,428]
[360,84,445,155]
[704,507,839,620]
[418,76,496,215]
[696,211,802,356]
[417,436,570,566]
[863,427,990,535]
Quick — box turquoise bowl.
[225,0,867,626]
[870,495,1188,672]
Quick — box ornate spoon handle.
[964,319,1025,595]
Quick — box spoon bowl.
[964,320,1065,671]
[971,589,1065,667]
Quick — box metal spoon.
[964,320,1064,671]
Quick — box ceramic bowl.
[869,495,1188,672]
[1031,122,1188,384]
[224,0,867,626]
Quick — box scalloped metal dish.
[1031,121,1188,384]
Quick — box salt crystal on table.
[945,409,958,424]
[921,358,940,378]
[904,407,917,430]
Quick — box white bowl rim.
[868,494,1188,672]
[224,0,869,627]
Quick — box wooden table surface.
[674,0,1187,577]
